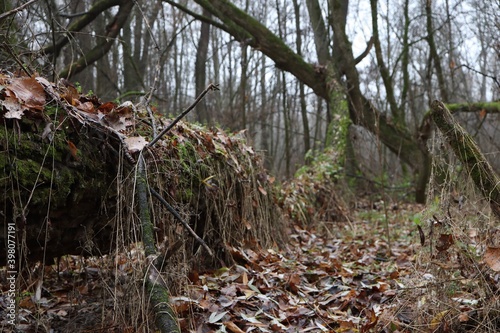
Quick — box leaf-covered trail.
[176,203,421,332]
[3,203,421,333]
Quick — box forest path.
[4,201,424,332]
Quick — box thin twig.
[454,64,500,89]
[149,188,214,258]
[147,83,219,148]
[0,0,39,22]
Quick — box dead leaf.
[288,274,301,294]
[223,321,245,333]
[59,79,79,106]
[1,93,26,119]
[484,246,500,271]
[458,312,469,322]
[97,101,116,114]
[67,140,79,160]
[258,186,267,196]
[430,310,449,330]
[7,77,45,110]
[436,234,454,252]
[479,108,487,120]
[124,136,148,153]
[41,122,54,141]
[208,311,227,324]
[77,101,95,113]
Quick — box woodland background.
[1,0,498,198]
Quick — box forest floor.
[2,198,433,333]
[172,199,425,333]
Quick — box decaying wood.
[431,100,500,219]
[1,74,284,270]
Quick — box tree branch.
[40,0,122,57]
[162,0,228,33]
[354,36,374,65]
[147,83,220,148]
[0,0,39,22]
[58,0,134,79]
[150,188,213,257]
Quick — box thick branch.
[305,0,331,65]
[446,102,500,114]
[431,100,500,219]
[425,0,449,102]
[191,0,329,99]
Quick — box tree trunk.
[293,0,311,155]
[0,76,286,265]
[195,8,211,123]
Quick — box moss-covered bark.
[137,155,180,333]
[0,113,119,264]
[431,100,500,219]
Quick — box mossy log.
[431,100,500,219]
[1,113,123,265]
[1,98,284,268]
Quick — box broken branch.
[147,83,219,148]
[150,188,214,257]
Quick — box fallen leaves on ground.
[175,204,420,333]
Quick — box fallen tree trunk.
[431,100,500,220]
[1,112,121,264]
[0,74,285,268]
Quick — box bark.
[446,102,500,114]
[431,100,500,219]
[305,0,331,65]
[123,8,144,94]
[400,0,410,110]
[276,1,290,177]
[0,115,121,265]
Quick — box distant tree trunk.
[276,1,291,177]
[293,0,311,155]
[123,8,144,95]
[259,55,271,169]
[370,0,402,125]
[96,11,119,101]
[425,0,449,102]
[239,43,248,130]
[195,8,211,123]
[400,0,410,110]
